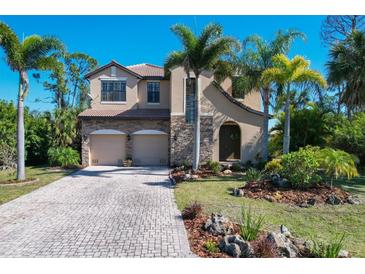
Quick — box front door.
[219,124,241,161]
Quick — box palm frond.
[0,21,22,70]
[164,50,187,75]
[171,24,196,51]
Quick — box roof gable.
[85,60,143,79]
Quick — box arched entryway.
[219,121,241,161]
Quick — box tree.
[0,21,64,180]
[235,30,306,161]
[320,15,365,47]
[52,108,78,148]
[327,31,365,115]
[262,54,326,154]
[164,23,240,170]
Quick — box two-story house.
[78,60,265,166]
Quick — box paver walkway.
[0,166,192,257]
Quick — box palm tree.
[165,23,240,170]
[327,30,365,115]
[0,21,64,180]
[235,30,306,161]
[262,54,326,154]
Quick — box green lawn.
[0,165,77,205]
[175,174,365,257]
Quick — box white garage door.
[132,134,168,166]
[90,134,126,166]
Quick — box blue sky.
[0,15,328,111]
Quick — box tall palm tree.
[262,54,326,154]
[327,30,365,115]
[0,21,64,180]
[235,30,305,161]
[165,23,240,170]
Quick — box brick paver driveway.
[0,166,192,257]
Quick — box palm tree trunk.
[283,86,291,154]
[192,77,201,171]
[262,88,270,162]
[16,73,26,180]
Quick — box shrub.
[231,162,242,172]
[238,207,265,241]
[203,240,219,253]
[310,233,346,258]
[264,158,283,174]
[181,159,191,170]
[245,168,263,182]
[281,147,321,189]
[47,147,80,168]
[206,160,221,174]
[316,148,359,186]
[254,237,279,258]
[182,201,202,220]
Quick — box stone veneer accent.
[81,119,170,166]
[170,115,213,166]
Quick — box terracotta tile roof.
[84,60,142,79]
[126,63,164,78]
[78,108,170,120]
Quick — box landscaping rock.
[191,174,199,180]
[299,202,310,208]
[307,198,316,206]
[264,195,275,202]
[280,225,291,237]
[219,235,254,258]
[232,188,244,197]
[291,238,311,256]
[183,173,192,180]
[267,231,299,258]
[271,174,290,188]
[346,196,361,205]
[204,214,233,236]
[223,169,233,175]
[338,250,350,258]
[326,195,342,205]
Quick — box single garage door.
[90,134,126,166]
[132,131,168,166]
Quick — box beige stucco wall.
[89,66,139,110]
[137,80,170,109]
[202,85,264,163]
[240,90,262,112]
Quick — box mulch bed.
[183,215,237,258]
[171,168,220,183]
[242,180,350,206]
[0,178,39,186]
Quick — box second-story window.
[147,82,160,103]
[185,78,196,124]
[101,80,126,102]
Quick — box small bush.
[181,159,191,170]
[281,147,321,189]
[238,207,265,241]
[47,147,80,168]
[206,160,221,174]
[203,240,219,253]
[182,201,202,220]
[245,168,263,182]
[254,237,279,258]
[264,158,283,174]
[310,233,346,258]
[231,162,242,172]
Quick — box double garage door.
[90,131,168,166]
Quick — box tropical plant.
[203,240,219,253]
[310,233,346,258]
[238,207,265,241]
[181,201,203,220]
[317,148,359,187]
[52,108,78,147]
[280,147,321,189]
[264,158,283,174]
[231,162,242,172]
[327,31,365,115]
[206,160,221,174]
[235,30,306,161]
[245,167,263,182]
[165,23,240,170]
[262,54,327,154]
[0,21,64,180]
[47,147,80,168]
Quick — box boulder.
[223,169,233,175]
[267,231,299,258]
[264,195,275,202]
[204,213,233,236]
[191,174,199,180]
[346,196,361,205]
[338,250,350,258]
[183,173,192,180]
[219,235,254,258]
[307,198,316,206]
[280,225,291,237]
[271,174,290,188]
[232,188,244,197]
[326,195,342,205]
[299,202,310,208]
